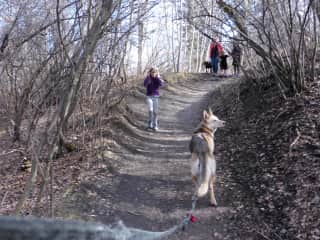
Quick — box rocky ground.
[0,73,319,240]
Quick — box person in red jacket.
[209,39,223,75]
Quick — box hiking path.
[62,74,255,240]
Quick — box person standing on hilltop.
[209,39,223,76]
[231,42,242,76]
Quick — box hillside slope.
[1,73,319,240]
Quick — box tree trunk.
[27,1,115,216]
[188,26,195,72]
[137,20,143,75]
[313,0,320,22]
[137,1,148,75]
[216,0,248,36]
[57,1,114,133]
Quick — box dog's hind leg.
[209,175,218,206]
[197,153,211,197]
[190,153,199,185]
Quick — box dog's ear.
[208,108,213,115]
[203,110,208,120]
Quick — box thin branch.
[289,127,301,157]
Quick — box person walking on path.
[209,39,223,76]
[231,43,242,76]
[143,67,164,131]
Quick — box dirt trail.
[62,74,256,240]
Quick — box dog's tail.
[197,152,211,197]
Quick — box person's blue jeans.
[146,96,159,128]
[211,56,219,74]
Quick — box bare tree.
[312,0,320,22]
[0,0,157,216]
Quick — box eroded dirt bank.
[215,79,320,240]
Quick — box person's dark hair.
[148,67,159,77]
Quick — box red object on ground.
[190,214,197,223]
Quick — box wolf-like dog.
[189,109,225,206]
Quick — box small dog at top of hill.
[189,109,225,206]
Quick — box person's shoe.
[146,123,153,131]
[153,126,159,131]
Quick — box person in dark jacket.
[231,43,242,76]
[143,67,164,131]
